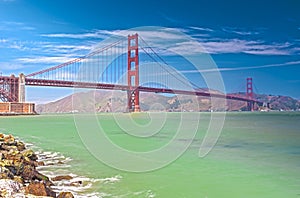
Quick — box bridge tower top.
[246,77,253,99]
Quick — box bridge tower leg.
[127,34,140,112]
[18,73,25,103]
[246,77,254,111]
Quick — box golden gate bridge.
[0,33,262,114]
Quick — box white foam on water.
[76,192,104,198]
[146,190,156,198]
[133,191,144,196]
[6,137,120,198]
[34,149,121,197]
[52,182,93,192]
[117,189,156,198]
[25,142,34,147]
[0,137,106,198]
[98,175,122,184]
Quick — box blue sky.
[0,0,300,103]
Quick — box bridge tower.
[127,34,140,112]
[246,77,254,111]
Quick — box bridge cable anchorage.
[138,36,202,91]
[26,39,124,78]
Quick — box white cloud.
[189,26,214,32]
[41,31,110,39]
[17,56,75,64]
[179,60,300,73]
[8,42,28,50]
[41,28,186,41]
[200,39,292,55]
[2,27,297,75]
[40,28,298,56]
[0,21,35,31]
[0,38,8,43]
[100,29,296,56]
[41,33,97,39]
[0,39,93,59]
[0,62,24,70]
[222,27,261,35]
[41,44,92,54]
[142,37,293,56]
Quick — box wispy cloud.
[150,37,293,56]
[2,27,299,69]
[8,41,29,51]
[41,44,92,54]
[95,29,298,56]
[222,27,261,35]
[1,39,93,60]
[41,30,115,39]
[17,56,76,64]
[0,21,35,31]
[40,27,299,56]
[0,38,8,43]
[41,28,187,41]
[1,40,39,51]
[0,62,24,71]
[202,39,292,55]
[179,60,300,73]
[189,26,214,32]
[41,32,101,39]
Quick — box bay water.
[0,112,299,197]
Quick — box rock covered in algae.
[0,133,75,198]
[57,192,75,198]
[24,181,56,197]
[0,133,53,197]
[51,175,73,181]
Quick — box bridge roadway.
[25,78,262,105]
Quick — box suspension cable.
[139,36,202,90]
[27,39,124,78]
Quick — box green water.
[0,112,299,198]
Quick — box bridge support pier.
[0,74,35,115]
[247,101,254,111]
[127,34,140,112]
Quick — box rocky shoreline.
[0,133,74,198]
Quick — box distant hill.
[256,94,300,111]
[36,90,300,113]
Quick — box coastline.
[0,133,100,198]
